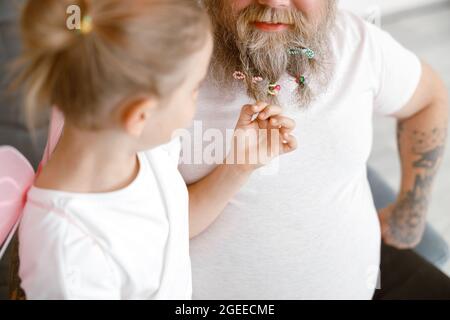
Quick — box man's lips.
[253,22,291,32]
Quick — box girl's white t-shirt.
[18,139,191,300]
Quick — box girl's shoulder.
[19,193,121,299]
[20,190,99,250]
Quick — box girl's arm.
[188,102,297,238]
[188,163,253,239]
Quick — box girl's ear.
[121,97,158,137]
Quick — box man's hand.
[226,101,297,169]
[379,201,427,249]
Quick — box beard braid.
[203,0,337,107]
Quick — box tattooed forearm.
[412,127,446,169]
[389,123,447,245]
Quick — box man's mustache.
[238,4,297,26]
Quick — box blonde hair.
[17,0,211,129]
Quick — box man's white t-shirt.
[19,141,192,300]
[179,11,422,299]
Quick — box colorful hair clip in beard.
[233,71,279,97]
[288,47,315,59]
[252,76,263,84]
[295,75,306,87]
[233,71,264,85]
[268,82,281,96]
[233,71,246,81]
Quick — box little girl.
[16,0,297,299]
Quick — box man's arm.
[380,61,449,249]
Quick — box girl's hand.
[226,101,297,170]
[189,102,297,237]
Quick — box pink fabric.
[0,147,35,256]
[0,107,64,257]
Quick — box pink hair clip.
[252,76,263,84]
[233,71,246,81]
[233,72,264,84]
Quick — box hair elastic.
[268,82,281,96]
[295,75,306,86]
[80,15,93,35]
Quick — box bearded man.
[179,0,450,299]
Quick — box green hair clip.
[287,47,315,59]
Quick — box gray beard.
[204,1,337,108]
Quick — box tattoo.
[412,127,446,169]
[389,174,432,245]
[389,124,447,245]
